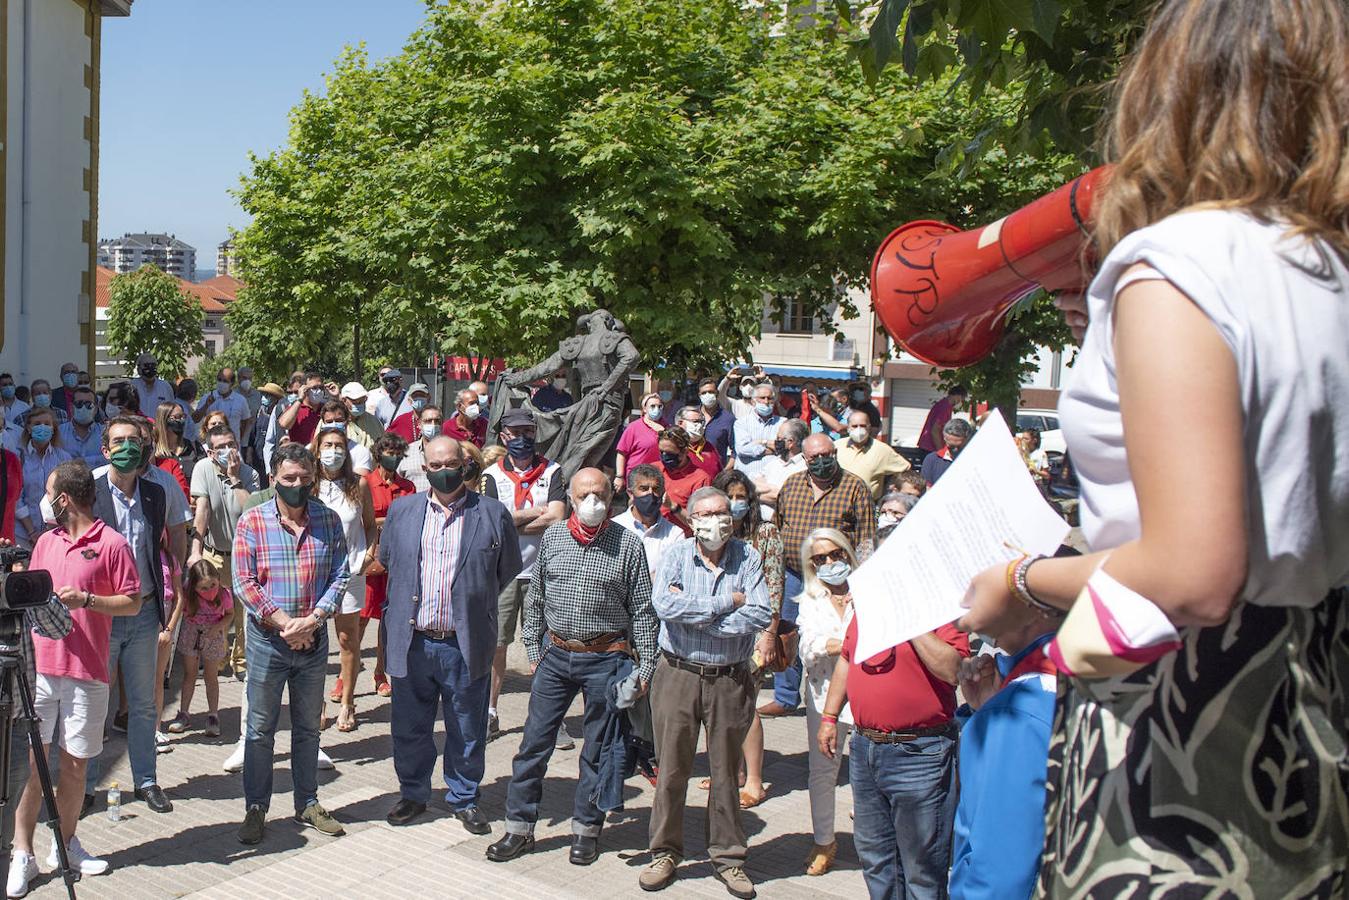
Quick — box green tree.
[105,266,205,380]
[228,0,1069,383]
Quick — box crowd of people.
[2,2,1348,897]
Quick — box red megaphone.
[870,166,1108,368]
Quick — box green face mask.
[109,442,144,473]
[378,454,401,473]
[275,482,313,508]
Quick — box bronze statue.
[488,309,639,480]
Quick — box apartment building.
[97,231,197,281]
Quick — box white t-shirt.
[199,390,251,442]
[135,378,176,418]
[1059,209,1349,607]
[612,508,685,577]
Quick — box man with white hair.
[731,381,781,480]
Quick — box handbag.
[768,621,800,673]
[1047,564,1183,679]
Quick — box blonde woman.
[311,426,376,731]
[795,527,856,877]
[959,1,1349,893]
[17,408,71,545]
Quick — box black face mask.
[275,482,313,508]
[379,454,402,472]
[167,420,185,436]
[633,492,662,520]
[140,365,157,379]
[427,466,464,495]
[807,455,839,481]
[773,439,789,459]
[463,461,481,484]
[659,451,682,470]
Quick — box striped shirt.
[232,498,350,620]
[774,469,876,573]
[523,521,659,681]
[416,492,467,631]
[651,537,774,665]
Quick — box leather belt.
[549,631,630,654]
[858,721,957,744]
[416,628,455,641]
[662,652,746,679]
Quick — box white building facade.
[1,0,132,384]
[97,231,196,281]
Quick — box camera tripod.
[0,619,78,900]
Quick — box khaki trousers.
[648,656,756,870]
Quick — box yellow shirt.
[834,436,911,500]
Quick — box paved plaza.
[22,635,863,899]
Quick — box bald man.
[380,436,521,831]
[487,468,658,867]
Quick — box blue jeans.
[243,618,328,814]
[849,730,957,900]
[391,632,489,809]
[772,568,805,708]
[503,647,628,837]
[87,598,159,792]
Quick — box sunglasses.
[810,548,849,568]
[74,401,94,410]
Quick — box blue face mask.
[61,373,78,389]
[29,424,53,444]
[411,398,427,412]
[350,403,365,417]
[505,435,535,459]
[729,499,751,520]
[32,394,51,408]
[0,386,13,400]
[73,406,95,425]
[754,402,772,418]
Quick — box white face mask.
[699,391,717,407]
[817,560,853,586]
[692,513,733,551]
[878,513,900,528]
[40,493,60,526]
[848,426,870,444]
[577,494,607,527]
[320,446,346,469]
[739,382,755,399]
[462,403,480,421]
[421,423,440,440]
[477,392,489,407]
[683,420,705,438]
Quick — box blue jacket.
[379,490,521,682]
[949,635,1057,900]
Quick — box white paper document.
[849,410,1070,663]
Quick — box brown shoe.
[639,854,679,892]
[805,841,836,876]
[756,701,794,718]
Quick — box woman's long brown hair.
[1095,0,1349,257]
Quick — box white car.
[1015,409,1065,454]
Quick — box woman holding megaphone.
[952,0,1349,895]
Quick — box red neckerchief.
[938,446,954,461]
[1003,641,1058,684]
[502,454,549,509]
[567,512,608,546]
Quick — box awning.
[761,365,858,382]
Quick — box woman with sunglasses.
[815,543,969,898]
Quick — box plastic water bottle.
[106,782,122,823]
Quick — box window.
[204,340,217,357]
[778,296,814,335]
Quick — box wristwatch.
[312,607,330,624]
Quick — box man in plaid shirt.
[232,443,349,846]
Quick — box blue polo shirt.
[703,405,735,464]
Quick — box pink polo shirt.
[31,519,141,683]
[616,417,664,477]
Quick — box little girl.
[167,559,233,737]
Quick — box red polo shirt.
[685,439,723,480]
[388,410,419,443]
[0,449,21,540]
[841,616,969,732]
[289,403,321,445]
[443,414,487,448]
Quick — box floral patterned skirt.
[1038,589,1347,899]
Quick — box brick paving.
[23,635,865,899]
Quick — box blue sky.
[98,0,431,270]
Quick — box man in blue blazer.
[380,436,521,832]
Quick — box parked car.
[1016,408,1065,454]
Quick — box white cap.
[340,381,366,400]
[408,382,430,396]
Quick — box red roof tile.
[96,266,233,314]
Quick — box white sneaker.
[223,742,245,773]
[317,749,335,771]
[6,850,37,898]
[155,730,173,754]
[46,835,110,876]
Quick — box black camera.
[0,547,52,611]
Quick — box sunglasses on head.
[810,548,849,568]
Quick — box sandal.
[205,714,221,738]
[336,705,357,732]
[329,677,344,703]
[375,675,392,698]
[805,841,837,876]
[165,712,190,734]
[738,785,769,809]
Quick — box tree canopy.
[228,0,1073,384]
[105,266,205,379]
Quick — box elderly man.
[921,418,973,487]
[676,405,721,480]
[917,386,967,454]
[369,366,408,427]
[237,366,263,418]
[193,367,252,447]
[275,371,328,446]
[836,410,910,500]
[134,353,175,418]
[380,437,520,830]
[232,443,349,845]
[444,388,488,449]
[387,383,432,443]
[731,382,782,479]
[486,468,658,867]
[761,433,875,718]
[754,417,808,515]
[339,382,386,450]
[640,487,773,898]
[397,404,445,493]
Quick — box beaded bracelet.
[1006,555,1064,618]
[819,713,839,724]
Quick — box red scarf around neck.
[502,455,549,509]
[567,512,608,546]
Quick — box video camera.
[0,547,52,612]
